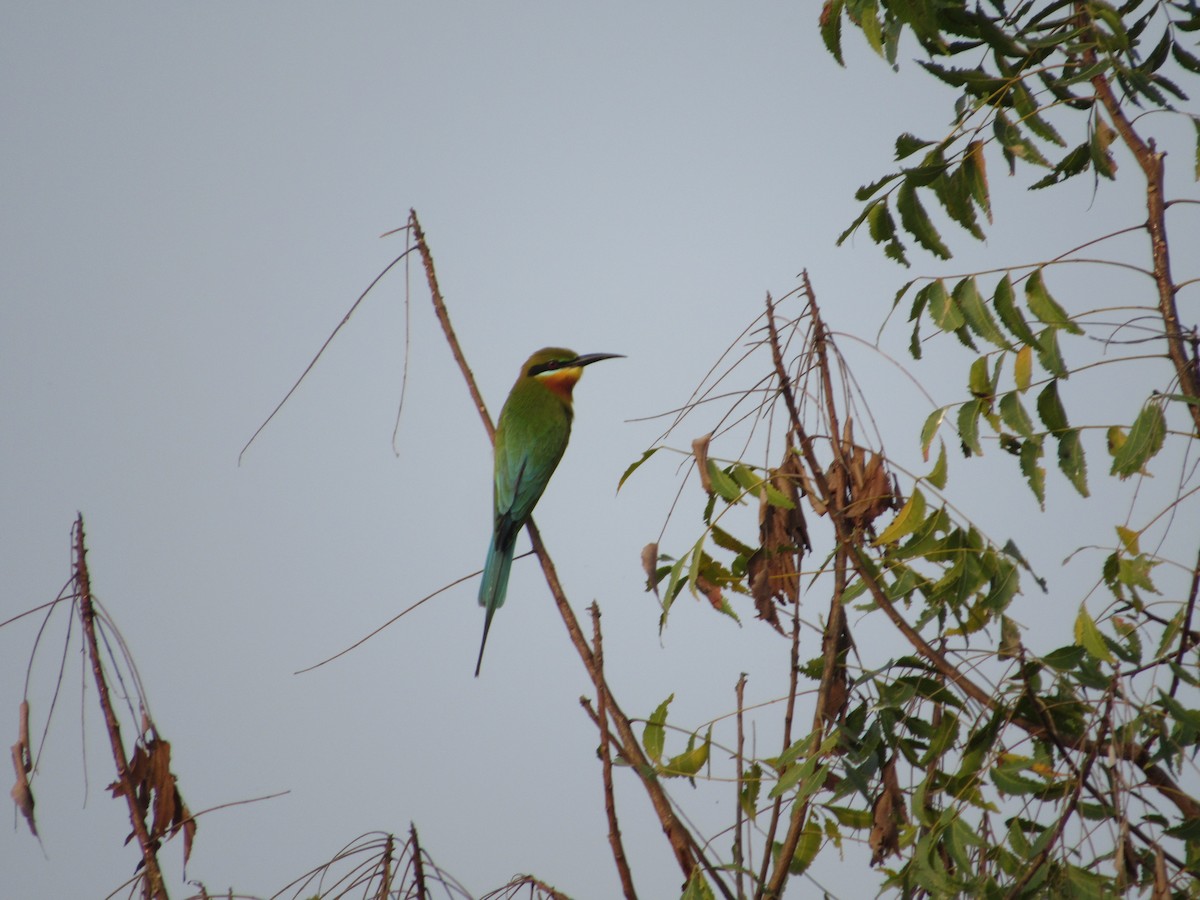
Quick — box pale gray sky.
[3,4,1197,899]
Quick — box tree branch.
[74,515,168,900]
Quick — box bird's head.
[522,347,624,401]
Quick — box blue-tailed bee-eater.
[475,347,623,676]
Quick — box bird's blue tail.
[475,532,515,677]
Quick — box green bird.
[475,347,623,676]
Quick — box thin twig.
[590,603,637,899]
[734,673,747,900]
[238,245,418,464]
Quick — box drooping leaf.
[992,274,1037,345]
[1019,438,1046,507]
[643,695,673,764]
[1014,345,1033,392]
[999,391,1035,438]
[1035,380,1069,433]
[1056,427,1089,497]
[1026,269,1082,333]
[921,407,947,459]
[897,180,952,260]
[819,0,845,66]
[1035,327,1068,378]
[963,139,992,221]
[1090,115,1119,179]
[925,442,948,489]
[968,355,994,399]
[956,277,1009,348]
[926,279,963,332]
[957,399,985,457]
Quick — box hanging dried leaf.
[1151,844,1169,899]
[819,613,852,730]
[747,452,812,627]
[641,543,660,595]
[840,445,897,528]
[869,756,907,866]
[692,434,714,494]
[10,700,36,837]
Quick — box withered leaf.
[641,543,659,594]
[1152,844,1168,899]
[693,434,714,494]
[869,756,907,867]
[10,699,37,837]
[694,575,724,612]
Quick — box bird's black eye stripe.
[528,359,574,377]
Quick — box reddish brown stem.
[74,516,167,900]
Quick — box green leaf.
[1090,115,1118,180]
[992,274,1037,345]
[664,727,711,777]
[926,279,964,332]
[1035,327,1068,378]
[895,132,935,160]
[957,399,985,457]
[1014,345,1033,392]
[740,762,763,819]
[1019,438,1046,508]
[1036,380,1068,433]
[1026,269,1082,333]
[618,447,659,492]
[819,0,845,66]
[1115,525,1140,556]
[963,140,991,222]
[824,804,872,829]
[999,392,1034,438]
[968,355,993,399]
[680,867,716,900]
[921,408,947,460]
[1111,401,1166,478]
[926,442,948,489]
[784,820,824,875]
[875,488,927,545]
[1029,142,1093,190]
[1056,427,1089,497]
[897,180,952,260]
[643,695,673,763]
[956,277,1009,348]
[1172,42,1200,76]
[1042,644,1086,671]
[1074,606,1114,664]
[707,462,743,503]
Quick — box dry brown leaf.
[869,756,907,867]
[692,434,714,494]
[819,615,851,730]
[10,701,36,837]
[1152,844,1169,899]
[695,575,724,612]
[641,543,659,594]
[10,701,36,835]
[147,739,177,840]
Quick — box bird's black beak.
[572,352,625,368]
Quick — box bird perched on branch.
[475,347,623,676]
